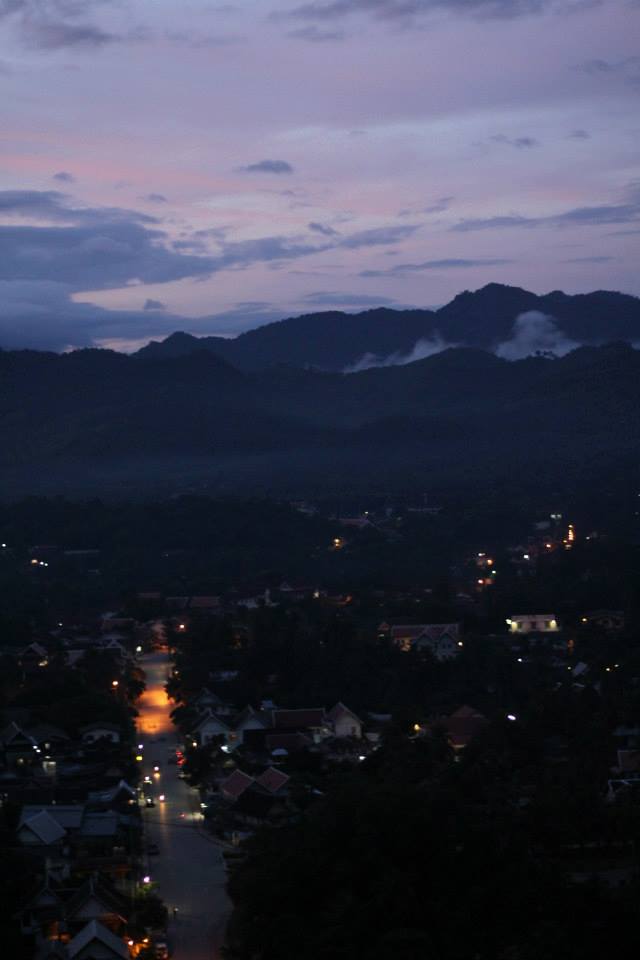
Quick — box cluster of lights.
[30,558,49,567]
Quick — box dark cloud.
[288,24,346,39]
[567,129,590,139]
[0,190,213,289]
[359,257,514,277]
[301,291,396,305]
[308,221,339,236]
[21,18,118,49]
[0,280,181,350]
[452,188,640,231]
[338,224,419,248]
[0,222,215,287]
[424,196,454,214]
[238,159,295,174]
[0,189,156,226]
[278,0,564,26]
[578,55,640,75]
[490,134,538,148]
[140,193,168,204]
[143,298,167,311]
[164,30,245,48]
[576,56,640,87]
[562,255,615,263]
[52,170,75,183]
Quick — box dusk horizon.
[3,5,640,960]
[1,0,638,352]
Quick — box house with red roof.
[255,767,290,795]
[220,769,255,801]
[443,706,488,752]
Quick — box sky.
[0,0,638,351]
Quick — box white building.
[507,615,559,634]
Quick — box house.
[0,721,40,768]
[220,769,255,801]
[387,624,462,660]
[507,614,559,634]
[327,702,362,739]
[64,876,129,934]
[86,780,137,811]
[255,767,290,794]
[582,610,625,632]
[442,706,488,752]
[17,810,67,847]
[18,804,85,835]
[271,709,328,741]
[191,688,231,717]
[232,785,287,825]
[80,723,122,745]
[19,642,50,672]
[231,706,269,748]
[16,875,66,937]
[191,710,231,746]
[67,919,128,960]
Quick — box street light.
[111,680,119,688]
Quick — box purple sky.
[0,0,638,351]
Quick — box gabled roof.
[21,642,49,658]
[235,705,268,729]
[444,706,488,748]
[192,710,231,733]
[86,779,136,806]
[20,804,84,831]
[65,875,129,921]
[255,767,290,793]
[18,811,66,845]
[327,702,362,725]
[220,769,255,800]
[449,705,485,720]
[68,919,129,959]
[0,721,38,748]
[272,708,326,729]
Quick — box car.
[145,797,155,808]
[147,842,160,855]
[154,941,169,959]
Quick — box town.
[1,494,639,959]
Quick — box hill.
[2,341,640,501]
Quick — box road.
[137,649,231,959]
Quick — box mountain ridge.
[133,284,640,371]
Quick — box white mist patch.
[495,311,580,360]
[345,334,455,372]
